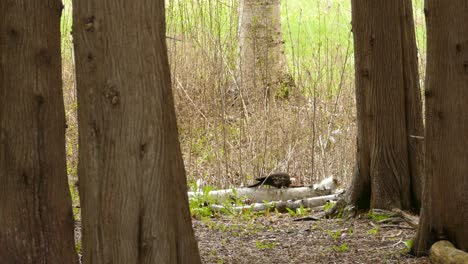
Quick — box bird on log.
[247,172,292,188]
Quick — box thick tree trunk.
[413,0,468,255]
[238,0,293,101]
[348,0,424,210]
[0,1,79,263]
[73,0,201,263]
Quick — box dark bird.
[247,172,292,188]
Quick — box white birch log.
[210,192,343,213]
[188,177,338,203]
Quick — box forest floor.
[193,214,431,264]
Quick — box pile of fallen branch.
[188,177,343,213]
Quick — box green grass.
[255,240,277,250]
[333,243,349,252]
[367,225,379,236]
[61,0,73,60]
[367,211,393,222]
[60,0,425,76]
[281,0,352,63]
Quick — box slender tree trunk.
[238,0,293,101]
[414,0,468,255]
[0,1,79,263]
[72,0,201,263]
[348,0,424,210]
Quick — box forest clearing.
[193,215,429,263]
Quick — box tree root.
[430,240,468,264]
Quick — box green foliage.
[367,225,379,236]
[367,211,392,222]
[335,206,345,219]
[285,206,309,217]
[333,243,349,252]
[281,0,353,96]
[402,239,414,253]
[255,240,277,250]
[68,184,81,221]
[327,229,341,240]
[60,0,73,60]
[189,185,268,221]
[189,185,216,220]
[75,240,82,255]
[275,80,292,99]
[274,208,281,218]
[324,201,335,211]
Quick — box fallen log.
[188,176,337,203]
[430,240,468,264]
[209,192,344,213]
[392,208,419,228]
[312,177,339,190]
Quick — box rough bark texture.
[238,0,293,101]
[72,0,201,263]
[348,0,424,210]
[0,0,79,263]
[414,0,468,255]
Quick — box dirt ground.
[193,214,431,264]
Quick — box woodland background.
[61,0,427,201]
[4,0,468,262]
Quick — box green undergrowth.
[367,210,393,222]
[188,182,308,222]
[189,185,264,221]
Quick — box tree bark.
[413,0,468,255]
[238,0,293,101]
[72,0,201,263]
[0,0,79,263]
[348,0,424,210]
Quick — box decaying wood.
[430,240,468,264]
[210,192,344,213]
[392,208,419,228]
[293,216,322,221]
[312,177,339,190]
[188,177,338,203]
[377,217,405,224]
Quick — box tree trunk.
[348,0,424,210]
[238,0,293,102]
[0,1,79,263]
[72,0,201,263]
[413,0,468,255]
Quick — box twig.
[382,230,403,241]
[392,208,419,228]
[377,237,405,250]
[175,77,208,121]
[378,224,414,230]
